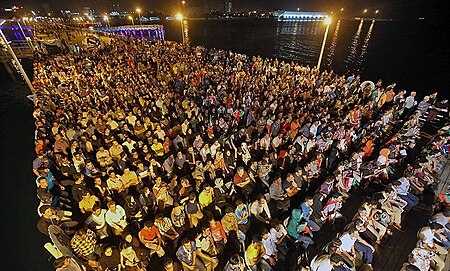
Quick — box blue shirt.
[299,203,311,220]
[43,172,56,191]
[176,241,196,265]
[235,205,249,225]
[347,75,355,84]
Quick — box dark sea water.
[0,18,449,270]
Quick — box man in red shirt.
[233,166,253,200]
[209,218,227,254]
[138,220,165,257]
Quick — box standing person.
[402,91,416,118]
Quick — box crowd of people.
[31,31,449,271]
[400,133,450,271]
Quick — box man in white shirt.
[271,134,283,151]
[122,136,136,153]
[261,228,281,268]
[250,194,271,225]
[86,205,109,239]
[269,220,288,256]
[405,91,416,109]
[393,178,419,211]
[339,228,358,264]
[418,223,448,271]
[309,254,332,271]
[105,201,128,235]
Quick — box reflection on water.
[182,20,190,45]
[345,19,364,73]
[356,20,376,73]
[274,21,322,64]
[326,19,341,69]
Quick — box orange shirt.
[139,226,159,242]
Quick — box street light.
[176,13,184,44]
[317,17,331,71]
[136,8,142,25]
[182,1,186,8]
[128,15,135,27]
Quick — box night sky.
[1,0,447,18]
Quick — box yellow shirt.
[79,195,99,213]
[245,242,265,266]
[151,143,164,156]
[221,213,238,233]
[122,171,139,187]
[199,190,213,208]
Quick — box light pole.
[363,9,368,18]
[317,17,331,71]
[182,1,186,9]
[340,8,344,18]
[176,13,184,45]
[128,16,135,28]
[0,20,35,92]
[136,8,142,26]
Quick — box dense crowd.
[31,33,449,271]
[400,132,450,271]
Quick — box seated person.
[250,194,272,226]
[138,220,165,257]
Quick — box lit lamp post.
[182,1,186,9]
[128,16,135,28]
[317,16,331,71]
[340,8,344,18]
[363,9,368,18]
[136,8,142,26]
[176,13,184,45]
[375,10,379,18]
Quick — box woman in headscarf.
[240,142,252,166]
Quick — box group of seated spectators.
[401,133,450,271]
[31,31,448,271]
